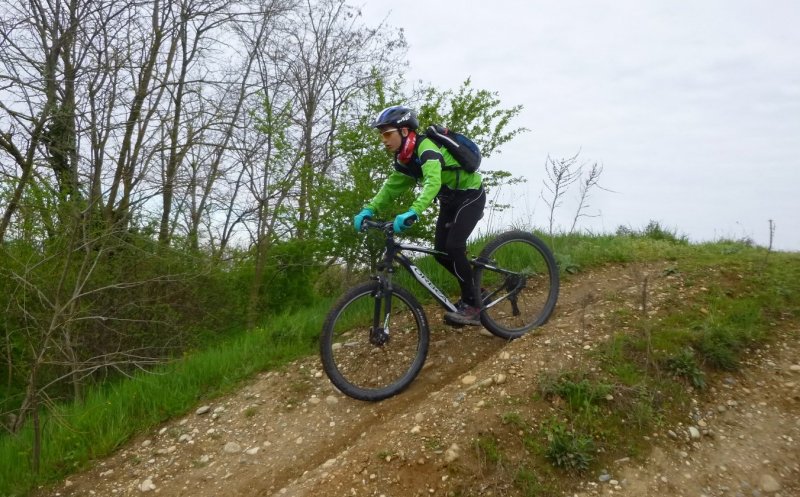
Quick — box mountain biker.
[352,105,487,326]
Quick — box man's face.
[378,126,404,153]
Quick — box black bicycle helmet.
[371,105,419,130]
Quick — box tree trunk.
[105,0,166,227]
[32,391,41,474]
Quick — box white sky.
[359,1,800,251]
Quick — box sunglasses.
[379,128,399,139]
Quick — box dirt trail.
[44,262,800,497]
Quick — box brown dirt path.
[41,262,800,497]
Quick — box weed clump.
[664,348,706,389]
[539,373,613,413]
[615,220,688,244]
[541,420,594,472]
[473,434,503,465]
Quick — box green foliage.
[665,349,706,389]
[258,239,320,312]
[313,263,362,297]
[417,79,528,159]
[0,226,325,457]
[544,229,702,281]
[626,390,661,431]
[501,411,527,429]
[694,326,742,371]
[541,420,594,473]
[0,303,328,496]
[323,75,529,269]
[318,75,407,267]
[424,437,444,452]
[539,373,613,414]
[514,466,547,497]
[555,252,581,275]
[615,220,689,244]
[473,434,503,465]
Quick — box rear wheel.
[320,281,429,401]
[473,231,559,339]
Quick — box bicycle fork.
[369,276,392,346]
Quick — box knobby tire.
[473,230,560,339]
[320,281,430,401]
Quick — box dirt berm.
[43,262,800,497]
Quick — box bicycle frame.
[393,243,459,312]
[365,220,506,314]
[368,225,458,312]
[393,244,523,313]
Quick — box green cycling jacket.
[365,136,482,220]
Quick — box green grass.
[473,433,503,465]
[2,227,799,497]
[470,230,800,492]
[539,373,613,413]
[541,420,594,473]
[514,465,548,496]
[0,302,330,497]
[664,348,706,389]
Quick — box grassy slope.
[465,239,800,496]
[1,232,798,497]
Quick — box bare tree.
[0,0,80,240]
[541,152,582,237]
[229,0,405,323]
[0,0,304,458]
[5,219,181,470]
[0,1,413,471]
[282,0,404,239]
[569,161,606,234]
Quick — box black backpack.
[424,124,482,173]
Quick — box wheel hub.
[369,327,390,346]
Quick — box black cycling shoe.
[444,301,482,326]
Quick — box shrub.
[664,348,706,389]
[615,220,688,244]
[542,420,594,472]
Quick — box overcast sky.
[359,1,800,251]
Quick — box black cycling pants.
[433,187,486,306]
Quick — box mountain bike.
[320,220,559,401]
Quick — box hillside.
[33,255,800,497]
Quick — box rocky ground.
[39,263,799,497]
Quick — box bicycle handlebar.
[361,219,394,232]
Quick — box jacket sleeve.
[365,170,416,215]
[408,140,443,217]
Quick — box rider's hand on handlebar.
[393,210,418,233]
[353,208,374,232]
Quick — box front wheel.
[320,281,430,401]
[473,231,560,339]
